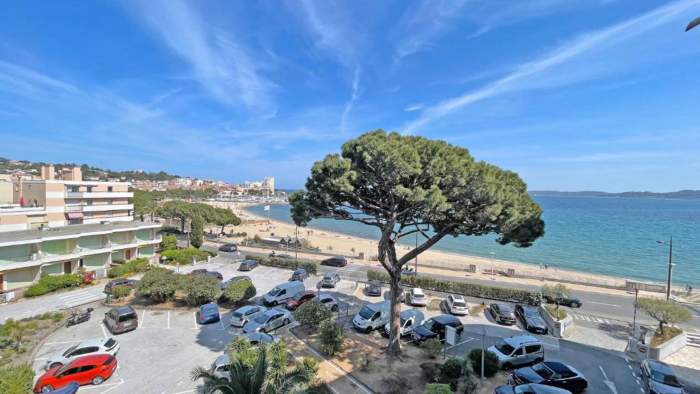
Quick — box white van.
[263,281,305,306]
[488,335,545,370]
[353,301,389,333]
[383,309,424,337]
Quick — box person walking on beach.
[544,263,549,270]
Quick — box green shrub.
[185,275,221,306]
[108,258,150,278]
[223,279,256,304]
[319,320,344,356]
[25,274,82,297]
[137,267,178,303]
[424,384,452,394]
[294,300,332,328]
[420,362,441,383]
[111,285,132,299]
[438,358,463,390]
[299,261,318,275]
[160,234,178,251]
[421,338,443,359]
[468,349,499,377]
[0,363,34,394]
[161,248,211,265]
[190,215,204,248]
[544,304,567,321]
[244,255,319,274]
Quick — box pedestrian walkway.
[569,312,614,325]
[687,331,700,348]
[57,287,104,308]
[0,283,105,323]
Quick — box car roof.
[504,335,540,346]
[400,309,424,319]
[294,268,306,273]
[319,293,335,301]
[433,314,460,324]
[201,303,218,309]
[450,294,465,300]
[113,305,135,314]
[236,305,259,312]
[66,354,111,367]
[75,338,107,348]
[412,288,425,294]
[323,272,337,277]
[242,259,257,263]
[262,309,284,317]
[647,359,675,374]
[543,361,575,374]
[214,354,229,366]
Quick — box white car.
[319,293,340,312]
[45,338,119,370]
[446,294,469,315]
[230,305,266,327]
[406,288,427,306]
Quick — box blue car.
[197,303,221,324]
[46,382,79,394]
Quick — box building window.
[108,186,113,192]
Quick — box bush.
[222,279,256,304]
[294,300,332,327]
[111,285,132,299]
[299,261,318,275]
[424,384,453,394]
[421,338,443,359]
[108,258,150,278]
[544,304,567,321]
[161,248,211,265]
[245,255,320,275]
[185,275,221,306]
[319,320,344,356]
[420,362,441,383]
[468,349,499,377]
[137,267,179,303]
[438,358,463,390]
[638,297,692,336]
[190,215,204,248]
[366,269,535,302]
[25,274,82,297]
[160,234,178,251]
[382,373,411,394]
[0,363,34,394]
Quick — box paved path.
[0,283,105,323]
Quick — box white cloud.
[126,0,275,112]
[403,0,700,133]
[0,61,80,96]
[340,68,361,133]
[404,103,424,112]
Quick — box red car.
[34,354,117,393]
[285,290,316,311]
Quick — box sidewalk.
[0,282,106,323]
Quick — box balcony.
[64,191,133,199]
[82,204,133,212]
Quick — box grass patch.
[0,312,65,367]
[650,327,683,347]
[544,304,567,321]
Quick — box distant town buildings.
[132,175,276,197]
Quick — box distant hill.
[0,156,178,181]
[531,190,700,199]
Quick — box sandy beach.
[207,201,669,298]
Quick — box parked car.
[319,293,339,312]
[240,332,280,346]
[353,301,390,333]
[45,338,119,370]
[270,251,293,259]
[640,359,685,394]
[543,294,582,308]
[320,272,341,288]
[321,256,347,267]
[103,279,137,294]
[515,305,548,335]
[243,309,292,333]
[264,281,305,306]
[411,314,464,344]
[43,382,80,394]
[364,281,382,297]
[495,383,572,394]
[488,335,545,370]
[285,290,317,311]
[238,259,259,271]
[490,303,517,325]
[290,268,309,282]
[220,275,252,290]
[218,243,238,252]
[210,354,232,382]
[197,303,221,324]
[383,309,425,337]
[230,305,266,327]
[510,361,588,393]
[34,354,118,393]
[190,268,208,276]
[401,267,418,276]
[103,306,138,334]
[406,288,428,306]
[446,294,469,315]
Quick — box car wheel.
[41,385,54,393]
[535,357,544,363]
[571,302,580,308]
[331,305,339,312]
[92,376,105,385]
[283,318,290,326]
[365,326,372,334]
[49,362,63,369]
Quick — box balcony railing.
[82,204,133,212]
[65,191,133,199]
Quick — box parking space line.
[101,322,108,339]
[139,308,147,328]
[166,311,171,329]
[192,312,199,330]
[218,319,226,331]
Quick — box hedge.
[245,255,319,275]
[25,274,83,297]
[111,285,132,299]
[161,248,212,265]
[366,269,535,302]
[108,258,150,278]
[0,363,34,394]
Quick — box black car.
[515,304,548,335]
[365,281,382,297]
[543,295,582,308]
[511,361,588,393]
[495,383,572,394]
[103,278,137,294]
[321,256,347,267]
[290,268,309,281]
[218,243,238,252]
[239,259,259,271]
[220,276,252,289]
[490,303,517,325]
[640,359,685,394]
[411,314,463,343]
[190,270,223,281]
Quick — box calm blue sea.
[246,196,700,286]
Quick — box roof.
[66,354,111,367]
[505,335,539,346]
[214,354,229,367]
[113,305,136,314]
[0,221,161,247]
[236,305,260,313]
[412,288,425,295]
[75,338,108,348]
[433,314,460,323]
[647,359,674,374]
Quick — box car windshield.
[495,339,515,355]
[62,344,78,357]
[232,311,243,318]
[532,363,555,379]
[104,338,116,348]
[292,292,307,301]
[421,319,435,331]
[358,306,375,319]
[452,300,466,307]
[650,370,682,387]
[269,287,282,296]
[412,292,425,298]
[253,314,270,324]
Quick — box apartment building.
[0,221,161,294]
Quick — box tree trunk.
[388,271,402,356]
[221,224,225,235]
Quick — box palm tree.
[688,17,700,31]
[191,347,310,394]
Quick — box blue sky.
[1,0,699,191]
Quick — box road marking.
[170,390,196,394]
[101,323,108,339]
[218,319,226,331]
[586,301,621,307]
[75,378,124,391]
[139,309,146,328]
[192,312,199,330]
[166,311,171,329]
[599,365,618,394]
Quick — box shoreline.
[209,201,677,296]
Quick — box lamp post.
[414,231,419,274]
[295,225,299,263]
[656,237,674,301]
[489,251,496,280]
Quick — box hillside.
[0,157,178,181]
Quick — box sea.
[245,196,700,287]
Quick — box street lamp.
[489,251,496,280]
[656,237,675,301]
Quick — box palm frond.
[687,17,700,31]
[190,366,235,394]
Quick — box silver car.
[210,354,231,381]
[243,309,292,333]
[446,294,469,315]
[240,332,280,346]
[45,338,119,370]
[320,272,341,288]
[406,288,427,306]
[319,293,340,312]
[230,305,266,327]
[488,335,544,370]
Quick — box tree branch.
[398,227,452,266]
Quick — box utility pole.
[295,225,299,263]
[657,237,674,301]
[414,231,418,273]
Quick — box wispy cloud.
[393,0,467,65]
[126,0,275,112]
[0,61,80,96]
[403,0,699,133]
[340,68,361,133]
[404,103,424,112]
